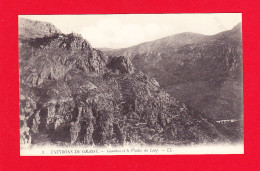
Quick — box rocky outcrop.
[107,56,135,74]
[19,18,62,40]
[19,33,108,87]
[19,18,235,148]
[104,23,243,122]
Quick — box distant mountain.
[103,23,243,121]
[99,47,116,51]
[19,18,240,148]
[103,32,208,59]
[19,18,62,40]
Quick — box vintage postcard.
[19,14,243,156]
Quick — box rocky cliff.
[19,18,62,40]
[19,18,237,148]
[104,23,243,122]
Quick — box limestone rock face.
[19,18,62,40]
[19,33,108,87]
[19,18,238,147]
[107,56,135,74]
[103,23,243,121]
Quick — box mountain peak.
[233,22,242,29]
[19,18,62,39]
[103,23,243,123]
[231,22,242,33]
[19,18,240,149]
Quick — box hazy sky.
[20,14,242,49]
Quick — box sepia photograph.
[19,14,243,155]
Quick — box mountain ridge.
[19,18,62,40]
[102,22,243,121]
[19,18,242,149]
[103,22,242,58]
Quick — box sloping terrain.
[103,23,243,121]
[19,18,62,39]
[19,18,239,148]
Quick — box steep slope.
[103,23,243,121]
[19,33,108,88]
[19,18,237,148]
[19,18,62,40]
[104,32,208,59]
